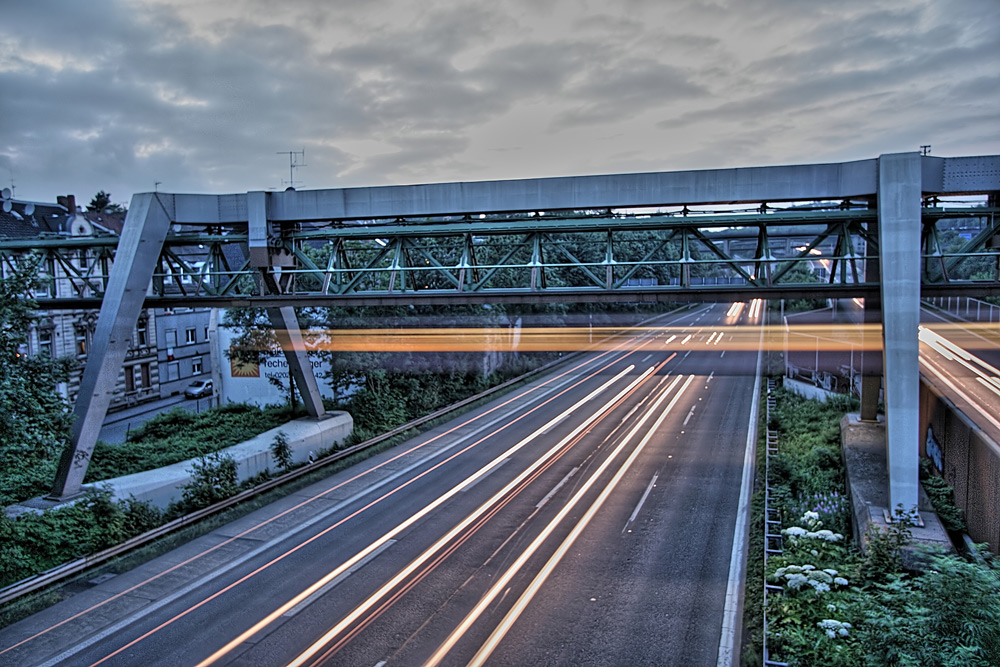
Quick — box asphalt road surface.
[919,307,1000,445]
[1,302,763,667]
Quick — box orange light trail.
[262,324,910,352]
[254,322,999,353]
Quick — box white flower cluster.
[817,618,852,639]
[771,564,849,593]
[781,525,844,542]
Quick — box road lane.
[920,309,1000,443]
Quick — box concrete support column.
[266,306,326,419]
[877,152,921,514]
[50,194,173,499]
[860,201,882,422]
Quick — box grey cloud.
[470,41,592,96]
[1,0,996,202]
[554,58,708,128]
[342,131,472,185]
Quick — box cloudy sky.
[1,0,998,207]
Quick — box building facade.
[1,194,164,412]
[155,306,213,398]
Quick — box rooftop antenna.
[154,181,162,192]
[7,169,15,199]
[277,149,306,189]
[920,145,932,156]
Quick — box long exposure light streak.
[425,375,694,666]
[7,320,667,664]
[210,364,656,667]
[248,322,985,353]
[468,375,699,667]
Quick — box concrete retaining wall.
[783,377,840,403]
[919,379,1000,553]
[86,412,353,509]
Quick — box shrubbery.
[0,487,164,588]
[0,350,560,591]
[83,403,301,483]
[746,385,1000,667]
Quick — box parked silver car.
[183,379,213,398]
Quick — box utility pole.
[277,149,307,189]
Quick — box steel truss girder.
[6,207,999,309]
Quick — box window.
[192,357,203,375]
[125,366,136,393]
[204,327,210,341]
[38,329,54,358]
[75,328,89,357]
[166,329,177,347]
[137,320,148,347]
[185,328,196,344]
[139,363,151,388]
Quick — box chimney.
[56,194,77,213]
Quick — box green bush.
[84,403,300,483]
[270,430,293,473]
[919,458,966,533]
[168,453,239,517]
[0,487,162,588]
[850,551,1000,666]
[749,386,1000,667]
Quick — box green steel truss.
[2,205,997,309]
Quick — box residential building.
[0,194,161,411]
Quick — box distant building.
[156,306,214,398]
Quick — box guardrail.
[924,295,1000,323]
[1,305,696,606]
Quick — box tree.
[87,190,111,212]
[0,253,76,505]
[87,190,127,214]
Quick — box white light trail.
[424,375,691,666]
[462,375,697,667]
[280,365,660,667]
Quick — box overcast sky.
[1,0,998,207]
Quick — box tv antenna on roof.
[277,149,306,189]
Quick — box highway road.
[1,302,763,667]
[919,307,1000,445]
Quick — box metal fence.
[762,378,789,667]
[923,295,1000,323]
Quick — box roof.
[0,200,72,238]
[0,199,124,239]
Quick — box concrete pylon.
[877,153,921,515]
[50,194,173,499]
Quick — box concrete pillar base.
[841,413,953,569]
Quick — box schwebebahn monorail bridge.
[2,152,998,514]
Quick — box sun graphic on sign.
[229,348,260,378]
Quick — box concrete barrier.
[919,379,1000,554]
[86,412,353,509]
